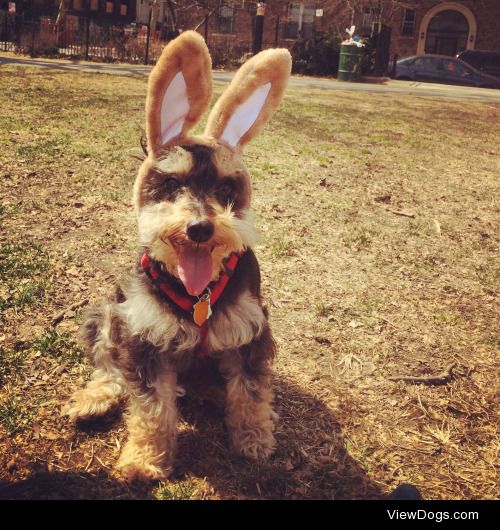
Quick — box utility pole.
[253,1,266,54]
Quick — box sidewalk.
[2,52,500,103]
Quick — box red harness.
[140,250,244,358]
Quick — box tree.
[323,0,412,36]
[54,0,68,47]
[55,0,67,27]
[151,0,239,36]
[150,0,160,33]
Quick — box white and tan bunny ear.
[205,48,291,149]
[146,31,212,156]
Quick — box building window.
[105,1,113,14]
[216,2,234,34]
[120,2,127,16]
[401,8,416,36]
[284,3,315,39]
[90,0,98,10]
[361,7,380,36]
[73,0,83,10]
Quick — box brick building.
[361,0,500,58]
[135,1,340,57]
[134,1,500,59]
[65,1,136,24]
[3,1,498,61]
[2,1,136,23]
[1,0,56,18]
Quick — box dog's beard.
[138,203,257,294]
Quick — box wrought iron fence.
[0,12,253,67]
[0,11,17,52]
[0,12,166,64]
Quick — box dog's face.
[134,31,291,296]
[135,140,256,296]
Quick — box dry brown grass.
[0,66,498,499]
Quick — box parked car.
[457,50,500,79]
[394,54,500,89]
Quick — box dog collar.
[140,250,244,357]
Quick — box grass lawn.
[0,65,498,500]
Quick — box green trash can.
[337,44,364,82]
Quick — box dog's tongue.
[177,246,213,296]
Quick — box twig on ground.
[49,360,69,376]
[50,311,66,327]
[388,363,457,385]
[387,208,416,218]
[51,298,89,326]
[378,316,401,330]
[84,443,95,472]
[95,455,111,470]
[49,462,68,472]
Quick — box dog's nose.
[187,220,214,243]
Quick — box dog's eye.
[216,182,234,204]
[162,178,180,194]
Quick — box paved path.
[2,54,500,103]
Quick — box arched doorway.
[417,2,477,56]
[425,10,468,56]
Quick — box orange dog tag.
[193,296,211,326]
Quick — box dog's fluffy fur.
[64,31,291,481]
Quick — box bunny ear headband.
[145,31,292,157]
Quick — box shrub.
[208,38,252,69]
[291,31,341,76]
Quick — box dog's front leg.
[220,327,277,460]
[117,369,177,481]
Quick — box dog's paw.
[63,388,120,423]
[116,461,170,483]
[231,422,276,460]
[116,443,172,482]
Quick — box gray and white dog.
[64,31,291,480]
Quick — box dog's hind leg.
[221,325,277,460]
[64,301,127,422]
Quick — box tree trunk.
[55,0,66,26]
[165,0,178,33]
[150,0,160,39]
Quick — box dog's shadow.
[0,376,384,499]
[175,375,383,499]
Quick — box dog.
[64,31,291,481]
